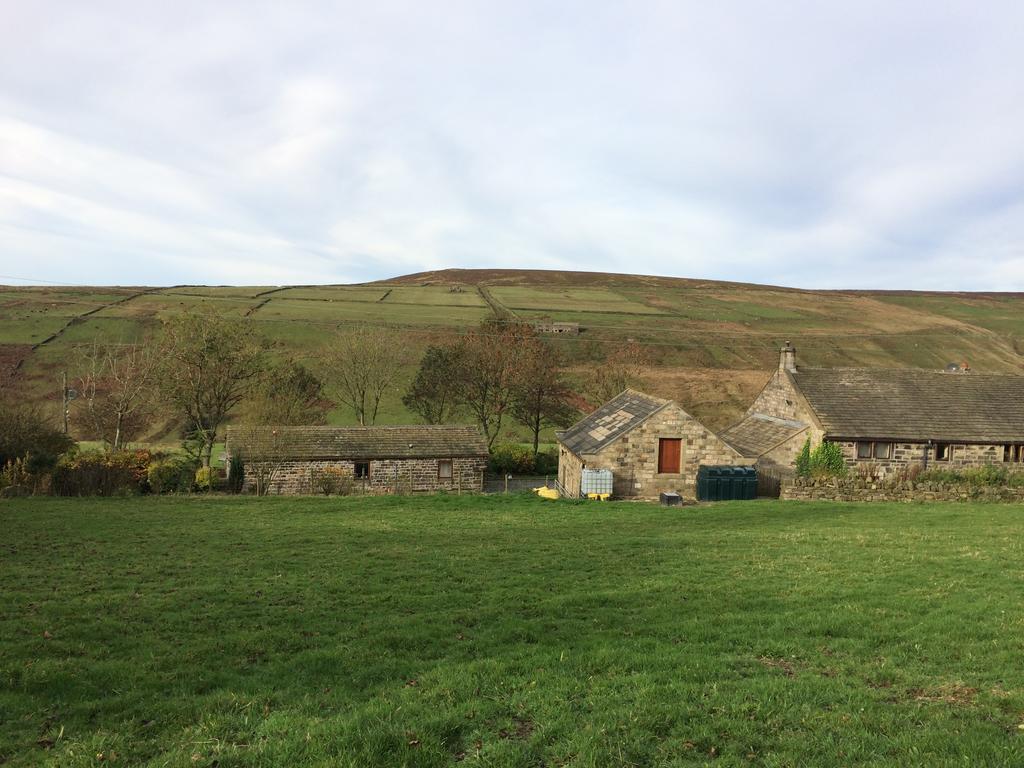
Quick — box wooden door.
[658,438,682,473]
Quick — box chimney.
[779,341,797,373]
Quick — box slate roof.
[225,425,489,460]
[721,413,809,458]
[792,367,1024,442]
[556,389,670,456]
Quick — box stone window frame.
[438,458,453,480]
[934,443,953,462]
[1004,445,1024,463]
[354,461,371,479]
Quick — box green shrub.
[194,466,214,492]
[534,448,559,475]
[0,405,74,473]
[227,455,245,493]
[51,450,151,496]
[489,444,536,475]
[310,466,354,496]
[795,438,812,478]
[147,456,197,494]
[810,441,847,478]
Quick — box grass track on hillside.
[3,497,1024,766]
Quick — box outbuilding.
[225,425,489,495]
[556,389,750,500]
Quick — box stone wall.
[564,403,751,500]
[243,457,486,495]
[743,370,823,474]
[836,441,1018,478]
[782,479,1024,503]
[557,447,584,497]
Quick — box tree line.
[8,313,640,470]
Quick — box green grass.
[489,286,667,315]
[3,496,1024,766]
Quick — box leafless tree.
[156,313,265,467]
[510,337,577,454]
[587,341,650,404]
[324,325,404,426]
[75,341,159,449]
[231,426,288,496]
[454,320,533,448]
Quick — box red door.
[658,438,682,473]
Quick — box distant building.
[533,319,580,335]
[556,389,749,499]
[721,342,1024,477]
[225,425,489,495]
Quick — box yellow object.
[586,493,611,501]
[533,486,559,500]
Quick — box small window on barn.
[1004,445,1014,463]
[856,442,872,459]
[355,461,370,478]
[438,459,453,479]
[873,442,892,460]
[934,443,952,462]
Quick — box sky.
[1,1,1023,290]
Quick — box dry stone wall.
[782,479,1024,503]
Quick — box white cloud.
[0,1,1023,288]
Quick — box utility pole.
[60,371,77,435]
[61,371,69,434]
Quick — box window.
[934,443,952,462]
[1005,445,1024,463]
[355,461,370,478]
[658,438,682,474]
[856,441,892,460]
[438,459,453,479]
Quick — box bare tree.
[75,341,158,449]
[231,426,288,496]
[587,341,650,404]
[455,320,533,448]
[510,338,577,454]
[156,313,265,468]
[324,325,404,426]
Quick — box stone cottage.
[556,389,750,499]
[224,425,489,495]
[722,342,1024,477]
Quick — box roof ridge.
[796,366,1024,379]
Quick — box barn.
[225,425,489,495]
[555,389,750,500]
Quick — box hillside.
[2,269,1024,439]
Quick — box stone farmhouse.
[225,425,489,495]
[556,389,749,499]
[722,342,1024,477]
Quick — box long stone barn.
[224,425,489,495]
[721,342,1024,478]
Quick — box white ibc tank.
[581,468,613,495]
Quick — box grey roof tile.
[226,425,489,460]
[556,389,670,455]
[794,367,1024,442]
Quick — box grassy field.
[3,496,1024,766]
[3,270,1024,436]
